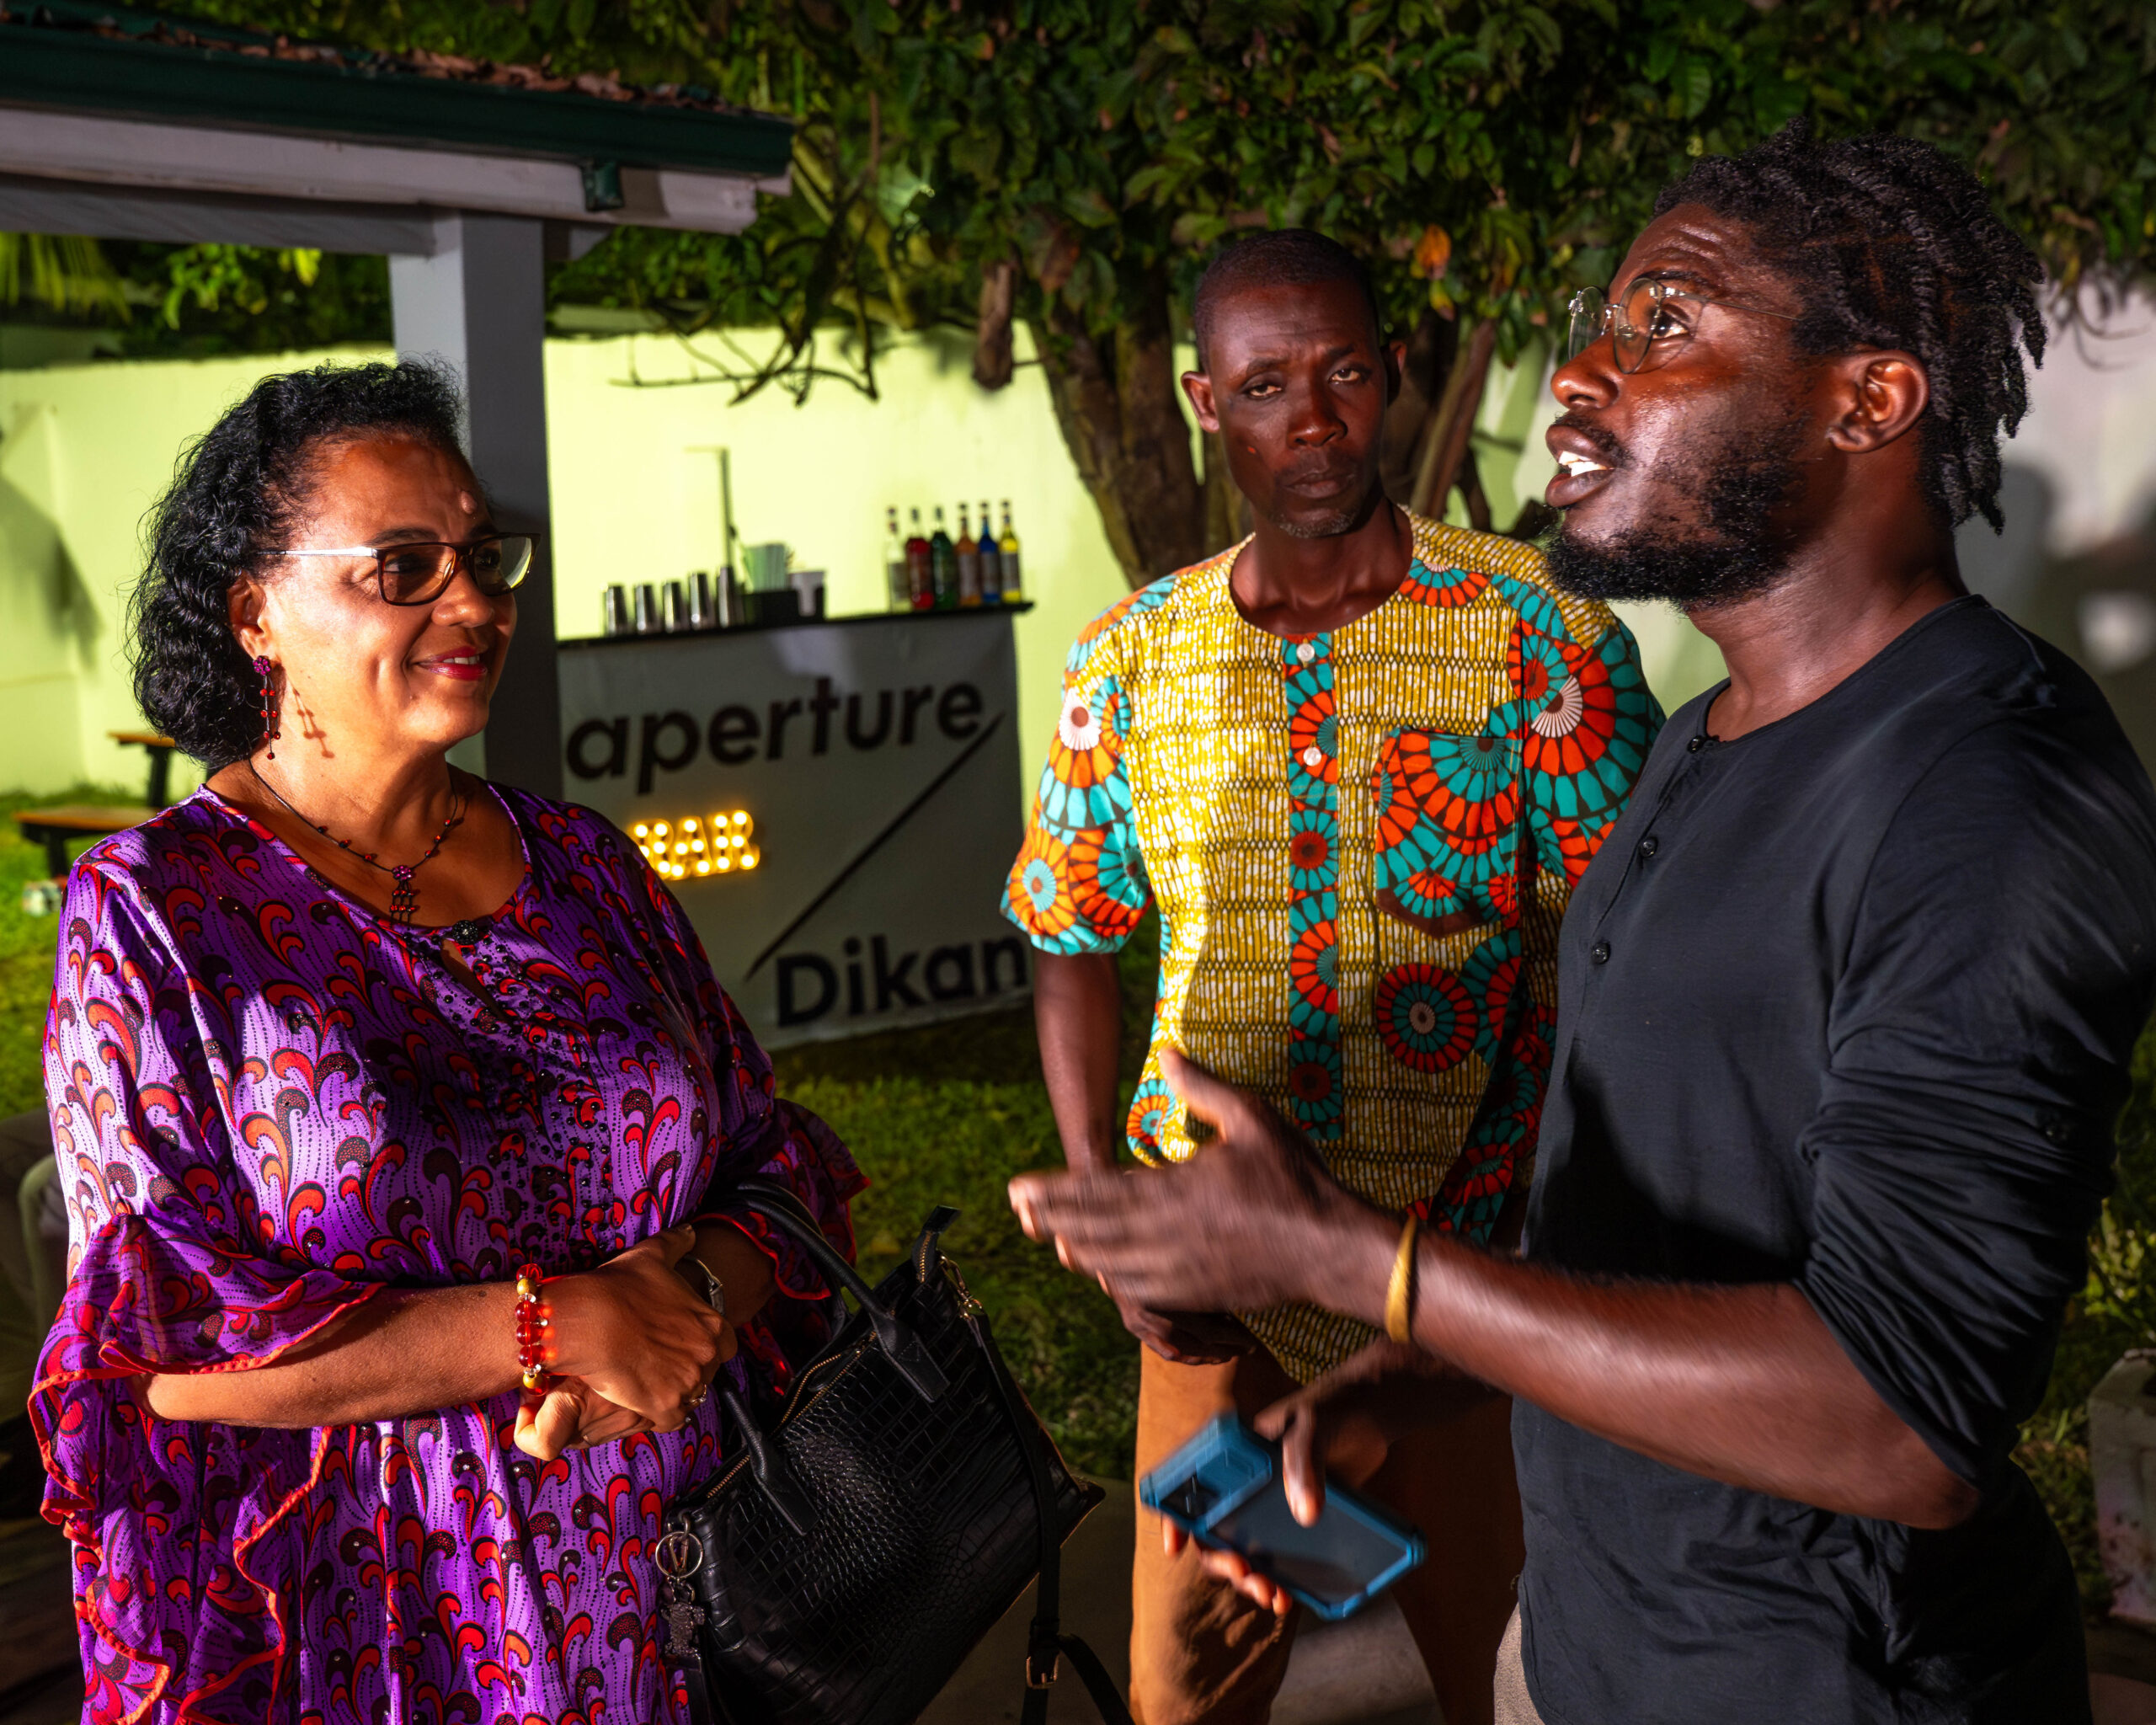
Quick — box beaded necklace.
[249,761,467,924]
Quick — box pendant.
[662,1585,707,1662]
[654,1528,708,1661]
[389,863,418,922]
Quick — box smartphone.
[1138,1414,1427,1621]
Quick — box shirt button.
[1591,940,1611,964]
[1638,836,1658,858]
[1296,642,1315,666]
[1302,745,1325,768]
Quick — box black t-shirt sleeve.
[1796,713,2156,1483]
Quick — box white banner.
[557,611,1030,1045]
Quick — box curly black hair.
[1193,228,1384,373]
[131,358,467,769]
[1654,120,2044,532]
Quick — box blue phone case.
[1137,1414,1427,1621]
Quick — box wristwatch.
[683,1252,728,1318]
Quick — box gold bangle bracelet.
[1385,1214,1419,1343]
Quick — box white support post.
[389,212,561,796]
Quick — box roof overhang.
[0,1,792,246]
[0,106,782,239]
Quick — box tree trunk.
[1408,320,1497,519]
[1029,275,1213,590]
[1203,429,1251,553]
[1385,307,1546,540]
[1380,308,1458,509]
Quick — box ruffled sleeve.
[34,854,383,1714]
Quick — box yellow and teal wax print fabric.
[1002,515,1661,1379]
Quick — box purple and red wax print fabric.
[33,785,864,1725]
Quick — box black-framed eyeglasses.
[273,534,536,606]
[1564,278,1796,375]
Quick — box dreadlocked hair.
[130,358,467,769]
[1655,120,2044,532]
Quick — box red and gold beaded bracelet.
[515,1263,556,1392]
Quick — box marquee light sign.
[557,610,1026,1046]
[631,810,760,881]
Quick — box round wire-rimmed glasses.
[1564,279,1797,375]
[273,534,536,606]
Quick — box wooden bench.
[13,805,148,878]
[109,730,179,807]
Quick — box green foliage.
[0,239,391,358]
[0,233,130,321]
[131,243,390,357]
[2018,1015,2156,1612]
[831,0,2155,368]
[27,0,2144,379]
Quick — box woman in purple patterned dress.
[35,361,862,1723]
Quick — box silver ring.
[655,1528,706,1578]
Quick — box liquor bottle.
[905,508,933,611]
[884,507,909,611]
[955,505,983,607]
[930,505,958,609]
[998,501,1023,603]
[976,499,1001,605]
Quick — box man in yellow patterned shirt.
[1002,232,1658,1725]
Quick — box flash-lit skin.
[1031,275,1421,1365]
[141,434,775,1458]
[211,435,526,927]
[1013,212,1985,1608]
[1548,201,1965,740]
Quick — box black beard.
[1545,409,1807,607]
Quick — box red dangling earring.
[254,655,280,759]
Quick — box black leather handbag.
[656,1178,1135,1725]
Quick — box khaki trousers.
[1492,1608,1546,1725]
[1129,1347,1525,1725]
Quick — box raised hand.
[1010,1046,1357,1315]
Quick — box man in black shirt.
[1009,124,2156,1722]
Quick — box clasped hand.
[512,1225,732,1461]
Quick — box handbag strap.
[728,1174,949,1402]
[967,1300,1135,1725]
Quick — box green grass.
[6,790,2153,1576]
[768,924,1161,1482]
[0,786,147,1121]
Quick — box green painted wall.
[542,324,1132,787]
[0,329,1724,807]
